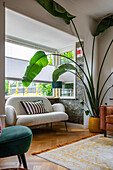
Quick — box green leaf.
[93,14,113,36]
[52,63,77,81]
[85,110,90,116]
[22,51,48,87]
[36,0,75,24]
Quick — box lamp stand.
[55,88,60,98]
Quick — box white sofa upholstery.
[5,96,68,127]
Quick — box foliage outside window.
[5,80,53,97]
[38,83,53,96]
[60,51,74,64]
[47,55,53,65]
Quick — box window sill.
[60,97,79,100]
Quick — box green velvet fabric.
[0,126,32,158]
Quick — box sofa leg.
[18,155,22,165]
[20,153,28,169]
[104,130,107,137]
[51,122,52,128]
[65,122,68,132]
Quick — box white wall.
[5,0,99,127]
[0,1,5,116]
[98,28,113,105]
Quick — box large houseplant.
[22,0,113,132]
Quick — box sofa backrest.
[5,96,53,115]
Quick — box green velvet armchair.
[0,124,33,169]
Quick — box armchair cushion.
[106,107,113,115]
[106,115,113,124]
[0,126,32,158]
[100,105,113,131]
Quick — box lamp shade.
[52,81,62,88]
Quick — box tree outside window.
[60,51,74,64]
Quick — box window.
[5,80,53,97]
[47,54,54,65]
[60,83,74,97]
[60,51,74,64]
[38,83,53,96]
[5,41,55,97]
[58,48,75,98]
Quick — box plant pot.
[89,117,101,133]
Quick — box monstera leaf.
[22,51,48,87]
[36,0,75,24]
[53,63,77,81]
[93,14,113,36]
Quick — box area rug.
[35,135,113,170]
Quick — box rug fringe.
[32,133,99,155]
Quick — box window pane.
[5,80,53,97]
[47,54,54,65]
[60,51,74,64]
[60,83,74,97]
[38,83,53,96]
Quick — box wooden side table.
[0,114,6,128]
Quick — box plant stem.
[71,20,90,78]
[99,72,113,100]
[96,40,113,100]
[69,70,94,114]
[100,85,113,105]
[91,36,95,80]
[52,54,90,87]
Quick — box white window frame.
[56,42,77,99]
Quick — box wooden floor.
[0,125,93,170]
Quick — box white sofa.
[5,96,68,127]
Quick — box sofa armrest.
[5,105,17,126]
[100,106,106,130]
[52,103,65,112]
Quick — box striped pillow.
[0,118,2,136]
[20,100,47,115]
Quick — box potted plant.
[22,0,113,132]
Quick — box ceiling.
[5,8,77,51]
[69,0,113,19]
[5,0,113,50]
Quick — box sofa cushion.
[20,100,47,115]
[106,115,113,124]
[16,112,68,127]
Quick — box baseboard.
[84,124,89,129]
